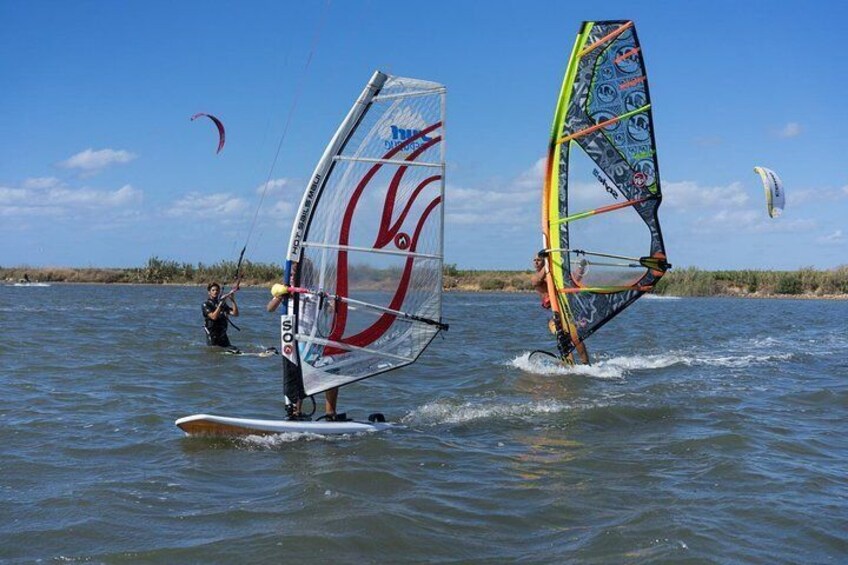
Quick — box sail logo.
[291,173,321,257]
[593,168,620,199]
[385,125,432,151]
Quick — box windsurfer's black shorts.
[206,332,232,347]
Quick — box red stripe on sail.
[324,195,442,356]
[325,122,442,353]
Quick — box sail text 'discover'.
[542,21,669,364]
[281,71,446,400]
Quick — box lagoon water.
[2,285,846,563]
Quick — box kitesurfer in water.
[531,251,551,309]
[202,282,240,353]
[267,278,346,422]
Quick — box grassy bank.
[3,259,848,298]
[653,266,848,297]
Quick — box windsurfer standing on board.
[267,277,346,422]
[531,250,551,309]
[202,282,239,353]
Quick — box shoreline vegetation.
[3,258,848,299]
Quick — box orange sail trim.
[579,21,633,57]
[555,103,651,146]
[614,46,641,65]
[585,197,649,217]
[558,285,654,294]
[553,197,651,225]
[556,114,622,145]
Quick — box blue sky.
[2,0,846,270]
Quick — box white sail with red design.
[279,71,447,402]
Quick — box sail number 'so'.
[282,318,294,343]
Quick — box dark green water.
[2,285,846,563]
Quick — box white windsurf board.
[175,413,393,437]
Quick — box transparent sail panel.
[562,144,651,288]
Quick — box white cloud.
[59,148,137,173]
[445,185,535,226]
[265,200,294,217]
[789,187,846,206]
[443,159,544,227]
[256,178,293,195]
[0,180,141,218]
[693,208,816,234]
[817,229,845,245]
[23,177,60,189]
[787,189,818,206]
[449,186,536,205]
[165,192,247,218]
[693,208,760,231]
[777,122,802,138]
[662,180,749,211]
[49,184,140,207]
[513,157,546,190]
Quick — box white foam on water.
[726,333,848,360]
[510,351,685,379]
[512,344,797,377]
[404,398,572,426]
[687,352,793,368]
[236,431,334,448]
[641,294,682,300]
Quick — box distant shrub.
[775,273,802,295]
[479,276,506,290]
[443,263,459,277]
[3,263,848,297]
[656,267,718,296]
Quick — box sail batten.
[334,155,443,168]
[302,241,442,259]
[373,88,446,102]
[293,334,416,363]
[579,21,634,57]
[556,104,651,145]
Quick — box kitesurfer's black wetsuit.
[202,298,233,347]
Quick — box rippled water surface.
[2,285,847,563]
